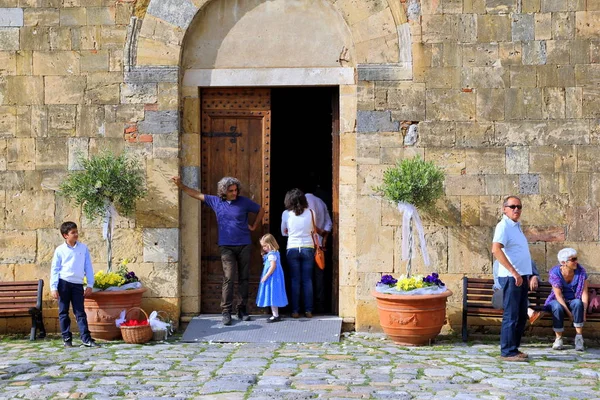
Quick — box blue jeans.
[548,299,584,332]
[499,276,529,357]
[286,247,314,313]
[57,279,92,343]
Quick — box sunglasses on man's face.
[505,204,523,210]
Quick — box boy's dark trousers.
[57,279,92,343]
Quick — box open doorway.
[270,86,338,315]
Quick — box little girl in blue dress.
[256,234,288,322]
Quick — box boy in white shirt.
[50,221,99,348]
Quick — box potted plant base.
[84,287,147,340]
[372,289,452,346]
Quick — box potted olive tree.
[60,150,147,340]
[372,156,452,346]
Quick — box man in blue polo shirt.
[173,176,264,325]
[492,195,533,361]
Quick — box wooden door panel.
[200,88,271,314]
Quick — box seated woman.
[544,248,589,351]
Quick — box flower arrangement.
[376,272,446,295]
[93,259,141,291]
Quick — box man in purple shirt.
[173,176,265,325]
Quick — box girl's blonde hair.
[260,233,279,251]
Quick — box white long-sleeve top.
[281,208,314,249]
[306,193,332,246]
[50,241,95,291]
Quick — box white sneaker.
[575,335,585,351]
[552,337,564,350]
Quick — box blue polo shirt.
[492,214,532,277]
[204,195,261,246]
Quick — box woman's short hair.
[217,177,241,199]
[557,247,577,263]
[284,188,308,216]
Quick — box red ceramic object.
[84,287,147,340]
[372,289,453,346]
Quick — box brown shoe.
[517,351,528,359]
[498,354,528,362]
[291,312,300,318]
[529,310,544,325]
[305,312,313,318]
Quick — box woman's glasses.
[505,204,523,210]
[568,257,578,262]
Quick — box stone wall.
[354,0,600,332]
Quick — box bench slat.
[0,292,39,298]
[0,281,39,287]
[0,298,38,305]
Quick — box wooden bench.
[462,277,600,342]
[0,280,46,340]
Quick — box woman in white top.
[281,188,323,318]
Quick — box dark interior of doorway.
[270,86,337,315]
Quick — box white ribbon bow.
[397,202,431,266]
[102,201,117,241]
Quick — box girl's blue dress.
[256,250,288,307]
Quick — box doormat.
[181,315,342,343]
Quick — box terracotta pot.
[372,289,452,346]
[84,287,147,341]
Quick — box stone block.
[534,13,552,40]
[512,14,535,42]
[72,26,100,50]
[529,146,554,173]
[424,148,465,174]
[461,196,480,226]
[36,137,67,169]
[0,51,16,75]
[566,206,598,242]
[0,8,23,27]
[559,173,589,207]
[552,12,574,40]
[484,174,519,195]
[181,166,199,190]
[592,173,600,207]
[158,82,177,111]
[421,15,459,43]
[476,89,504,121]
[509,66,537,88]
[0,27,19,50]
[124,67,179,83]
[571,40,591,64]
[147,0,197,29]
[383,84,426,121]
[499,42,523,66]
[67,137,88,170]
[87,6,115,25]
[479,195,503,226]
[541,87,565,119]
[120,83,158,104]
[520,194,567,225]
[48,105,76,137]
[537,65,574,87]
[44,76,86,104]
[0,139,5,170]
[59,7,86,26]
[495,120,589,145]
[5,190,53,229]
[136,37,179,66]
[113,104,144,123]
[33,51,80,75]
[519,174,540,195]
[448,226,492,275]
[505,146,528,174]
[136,158,178,228]
[30,105,47,137]
[182,97,199,135]
[49,27,71,50]
[541,0,568,11]
[143,228,179,263]
[522,41,547,65]
[356,111,399,133]
[0,230,36,263]
[445,175,485,196]
[578,145,600,173]
[424,67,460,89]
[477,15,511,43]
[583,87,600,118]
[76,105,104,137]
[80,50,109,72]
[426,90,475,122]
[575,12,600,39]
[456,122,494,148]
[99,26,127,50]
[357,64,412,81]
[181,133,198,167]
[357,81,374,111]
[37,228,65,263]
[24,8,59,26]
[545,40,570,64]
[354,32,400,64]
[458,14,477,43]
[138,110,178,135]
[152,133,177,159]
[523,0,541,12]
[7,138,34,170]
[109,49,123,71]
[462,44,498,67]
[575,65,600,86]
[0,106,16,138]
[465,147,505,174]
[523,226,565,242]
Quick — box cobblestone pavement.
[0,332,599,399]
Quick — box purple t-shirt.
[203,195,261,246]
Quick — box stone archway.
[124,0,413,323]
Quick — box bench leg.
[30,313,37,341]
[36,312,46,339]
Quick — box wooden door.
[200,88,271,314]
